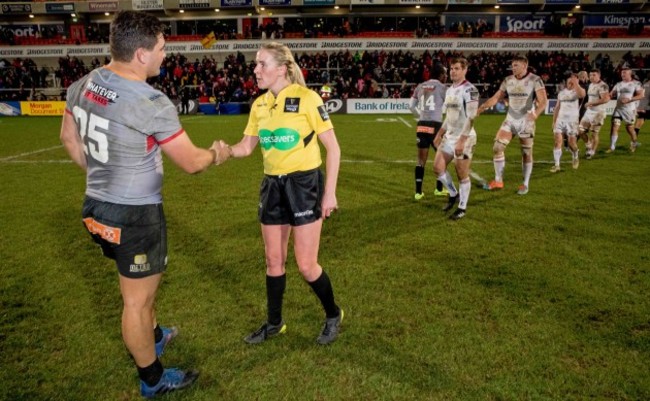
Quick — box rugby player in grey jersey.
[60,10,223,398]
[409,64,447,200]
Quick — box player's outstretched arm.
[477,90,503,115]
[160,132,217,174]
[216,135,259,164]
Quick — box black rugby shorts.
[416,120,442,149]
[82,197,167,278]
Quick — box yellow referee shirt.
[244,84,333,175]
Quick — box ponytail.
[287,59,306,87]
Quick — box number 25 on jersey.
[73,106,110,163]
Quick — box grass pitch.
[1,113,649,401]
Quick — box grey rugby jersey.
[65,67,183,205]
[411,79,446,122]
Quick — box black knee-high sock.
[308,270,339,319]
[415,165,424,194]
[138,358,164,387]
[266,274,286,326]
[436,179,443,192]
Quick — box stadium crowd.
[0,50,649,102]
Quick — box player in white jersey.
[579,69,610,159]
[432,58,479,220]
[477,56,547,195]
[60,11,221,397]
[633,79,650,138]
[607,67,645,153]
[551,73,585,172]
[409,65,447,200]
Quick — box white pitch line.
[179,115,205,122]
[398,116,412,128]
[0,145,63,162]
[341,159,559,164]
[2,160,72,164]
[0,156,569,165]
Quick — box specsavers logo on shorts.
[259,128,300,150]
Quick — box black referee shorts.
[258,168,323,226]
[82,197,167,278]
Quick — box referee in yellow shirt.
[215,42,343,345]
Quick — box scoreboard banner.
[45,3,75,13]
[259,0,292,5]
[1,38,649,58]
[132,0,164,10]
[346,99,411,114]
[220,0,253,6]
[0,101,21,116]
[20,101,67,116]
[499,14,547,33]
[179,0,211,8]
[1,3,32,14]
[303,0,335,4]
[583,14,649,27]
[87,1,119,11]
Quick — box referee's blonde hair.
[260,42,306,87]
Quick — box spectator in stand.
[3,48,646,105]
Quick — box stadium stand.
[2,48,648,102]
[2,7,650,101]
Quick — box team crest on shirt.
[83,80,118,107]
[284,98,300,113]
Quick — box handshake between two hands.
[210,140,233,165]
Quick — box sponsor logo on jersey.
[259,127,300,150]
[284,97,300,113]
[83,80,118,107]
[317,105,330,121]
[509,83,529,97]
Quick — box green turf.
[1,114,649,400]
